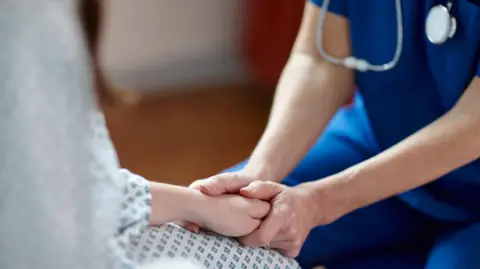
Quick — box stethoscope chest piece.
[425,4,457,44]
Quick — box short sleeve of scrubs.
[477,62,480,77]
[309,0,348,17]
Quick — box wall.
[101,0,248,91]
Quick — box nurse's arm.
[243,3,355,182]
[303,77,480,222]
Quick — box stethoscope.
[317,0,457,72]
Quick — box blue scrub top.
[311,0,480,221]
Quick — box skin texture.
[189,2,480,258]
[238,181,315,257]
[241,3,354,183]
[305,76,480,223]
[149,182,270,237]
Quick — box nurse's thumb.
[199,173,252,196]
[240,181,283,201]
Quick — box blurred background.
[100,0,305,186]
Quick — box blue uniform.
[226,1,480,268]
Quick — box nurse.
[190,1,480,269]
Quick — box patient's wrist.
[181,189,210,224]
[149,182,206,225]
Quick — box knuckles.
[272,203,289,216]
[289,211,297,221]
[249,180,263,186]
[210,176,223,184]
[285,226,298,238]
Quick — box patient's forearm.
[149,182,204,225]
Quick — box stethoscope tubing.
[316,0,403,72]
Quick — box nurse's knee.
[426,223,480,269]
[294,230,337,268]
[427,250,480,269]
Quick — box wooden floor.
[103,85,273,186]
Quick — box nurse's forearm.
[305,79,480,220]
[244,54,354,182]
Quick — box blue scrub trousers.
[225,95,480,269]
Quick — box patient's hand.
[190,193,270,237]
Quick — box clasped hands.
[182,171,329,257]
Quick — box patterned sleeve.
[89,111,152,242]
[115,169,153,254]
[89,111,153,268]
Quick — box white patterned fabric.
[130,224,301,269]
[0,1,301,268]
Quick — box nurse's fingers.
[240,181,284,202]
[194,173,253,196]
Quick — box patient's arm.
[149,181,270,237]
[116,164,296,269]
[115,169,272,269]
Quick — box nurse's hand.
[237,181,325,258]
[189,171,257,196]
